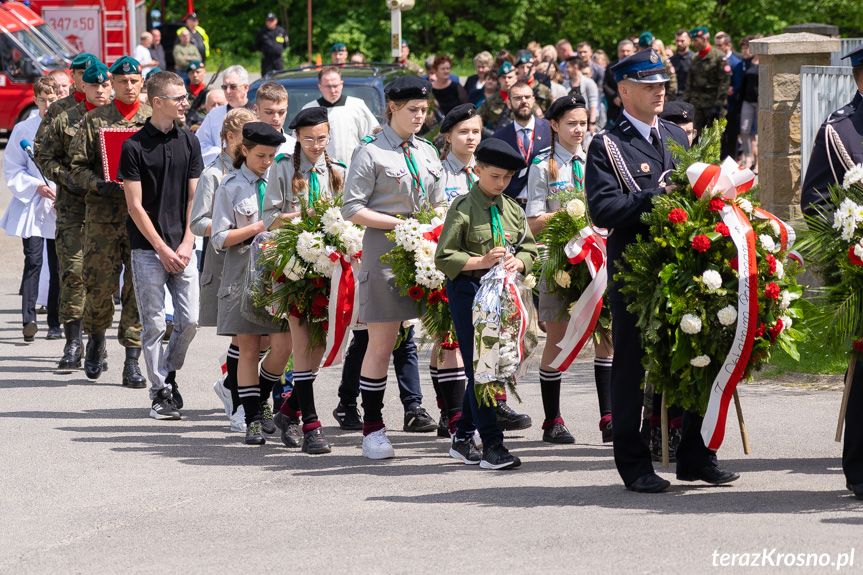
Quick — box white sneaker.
[213,374,233,418]
[362,427,395,459]
[230,406,247,432]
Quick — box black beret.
[660,100,695,124]
[242,121,286,147]
[288,107,329,130]
[475,138,527,172]
[545,94,587,121]
[384,75,432,101]
[440,103,477,133]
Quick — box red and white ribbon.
[752,207,797,253]
[687,158,759,450]
[321,249,359,368]
[549,228,607,371]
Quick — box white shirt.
[0,111,57,239]
[196,104,230,166]
[622,109,660,143]
[133,44,155,76]
[302,95,379,167]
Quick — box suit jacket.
[492,117,552,199]
[584,113,689,299]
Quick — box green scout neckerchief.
[401,141,426,197]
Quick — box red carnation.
[668,208,688,224]
[754,322,766,338]
[768,318,784,343]
[289,305,302,318]
[714,222,730,237]
[312,277,327,287]
[275,274,286,284]
[311,305,325,317]
[853,339,863,353]
[764,282,780,300]
[765,253,777,274]
[849,246,863,266]
[440,286,449,303]
[322,321,329,332]
[709,197,726,212]
[408,286,424,301]
[313,294,329,308]
[729,257,738,270]
[692,234,711,252]
[428,290,442,305]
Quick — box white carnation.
[394,219,422,252]
[779,290,792,310]
[554,269,571,288]
[566,198,586,220]
[775,259,785,279]
[717,305,737,326]
[690,355,711,368]
[780,315,792,329]
[769,219,782,237]
[701,269,723,291]
[321,207,347,236]
[680,313,702,335]
[759,234,776,253]
[842,164,863,190]
[296,231,325,263]
[342,225,364,257]
[737,198,753,214]
[313,252,336,276]
[523,274,537,289]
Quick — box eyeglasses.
[157,94,188,102]
[35,97,58,105]
[301,136,329,145]
[685,129,698,138]
[221,84,245,91]
[510,95,534,102]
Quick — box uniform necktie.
[650,127,664,158]
[401,141,426,197]
[520,128,532,159]
[490,204,505,247]
[464,165,477,187]
[309,168,320,203]
[256,178,266,214]
[572,157,584,192]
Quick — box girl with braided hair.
[262,106,347,454]
[525,94,615,445]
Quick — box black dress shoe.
[677,464,740,485]
[495,400,532,431]
[627,473,671,493]
[848,482,863,500]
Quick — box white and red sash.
[321,249,360,367]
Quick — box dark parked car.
[248,63,411,123]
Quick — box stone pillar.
[750,33,839,220]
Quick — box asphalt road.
[0,147,861,575]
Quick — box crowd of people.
[4,24,863,496]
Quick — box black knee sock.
[429,367,444,410]
[359,375,386,427]
[238,385,262,425]
[539,368,562,422]
[437,367,466,418]
[226,344,240,415]
[259,366,281,406]
[594,358,612,417]
[293,370,319,427]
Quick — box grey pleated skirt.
[198,240,225,327]
[216,243,284,336]
[538,273,569,323]
[357,227,421,323]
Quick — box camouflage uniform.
[33,92,80,155]
[35,100,93,325]
[530,80,553,115]
[683,46,731,133]
[661,56,678,101]
[69,101,152,348]
[478,91,507,131]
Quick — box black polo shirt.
[118,119,204,251]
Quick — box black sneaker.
[46,326,63,340]
[601,420,613,443]
[449,436,481,465]
[149,388,181,420]
[542,422,575,444]
[437,412,449,438]
[169,382,183,409]
[280,417,302,448]
[245,420,265,445]
[650,426,681,462]
[260,403,276,434]
[302,427,332,454]
[332,402,363,430]
[403,405,437,432]
[480,443,521,470]
[495,400,532,431]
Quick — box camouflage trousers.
[83,220,141,348]
[693,106,728,135]
[55,205,86,324]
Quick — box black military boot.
[122,347,147,388]
[84,331,107,380]
[58,321,84,369]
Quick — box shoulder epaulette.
[333,159,347,169]
[275,153,290,163]
[449,194,469,210]
[827,106,854,123]
[533,146,552,164]
[417,137,439,155]
[361,134,376,143]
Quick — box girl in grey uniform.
[262,107,346,454]
[341,75,445,459]
[211,122,293,446]
[190,107,256,432]
[525,94,614,445]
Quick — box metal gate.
[800,65,856,179]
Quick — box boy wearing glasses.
[119,71,204,420]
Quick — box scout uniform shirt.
[525,143,586,218]
[440,153,477,203]
[262,151,347,229]
[435,184,537,281]
[69,100,152,224]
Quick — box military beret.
[401,39,409,47]
[440,103,478,133]
[109,56,142,76]
[70,53,98,71]
[690,26,709,38]
[82,62,111,84]
[331,42,347,53]
[517,53,532,65]
[610,49,668,84]
[659,100,695,124]
[288,106,328,130]
[242,121,287,147]
[384,75,432,101]
[475,138,527,172]
[498,61,516,76]
[638,32,655,48]
[186,60,204,72]
[146,67,162,80]
[841,44,863,67]
[545,94,587,121]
